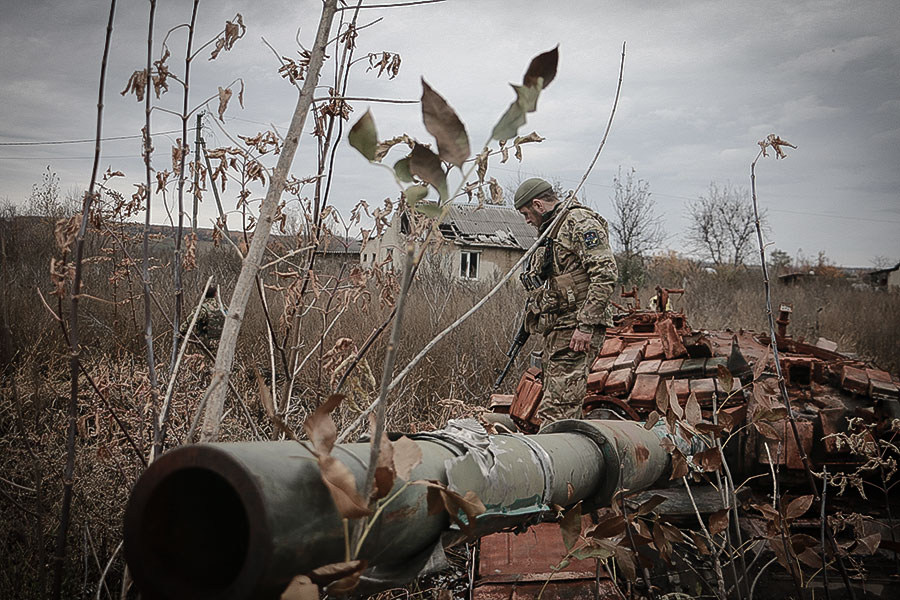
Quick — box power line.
[491,164,900,224]
[0,129,183,147]
[0,154,142,161]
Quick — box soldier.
[515,178,618,422]
[181,284,225,352]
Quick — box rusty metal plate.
[603,368,634,396]
[704,356,728,376]
[489,394,513,412]
[690,378,716,404]
[587,370,609,393]
[759,420,813,469]
[636,359,662,375]
[673,379,690,403]
[625,340,649,354]
[591,355,616,372]
[599,336,625,357]
[658,359,684,377]
[870,379,900,399]
[781,356,819,387]
[613,349,642,371]
[785,419,814,470]
[680,357,707,377]
[474,580,618,600]
[867,369,899,399]
[840,365,869,395]
[477,520,596,583]
[644,338,665,360]
[629,374,662,404]
[656,318,688,359]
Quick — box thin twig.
[95,541,122,600]
[821,466,831,600]
[749,557,778,600]
[51,2,117,597]
[682,476,726,600]
[336,0,446,9]
[151,276,213,463]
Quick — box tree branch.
[199,0,339,442]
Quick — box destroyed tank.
[123,286,899,599]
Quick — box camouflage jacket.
[523,202,618,333]
[181,297,225,347]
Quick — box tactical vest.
[522,204,592,334]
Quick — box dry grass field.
[1,216,898,598]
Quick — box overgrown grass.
[1,217,898,597]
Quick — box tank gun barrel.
[123,420,670,599]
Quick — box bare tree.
[610,166,664,256]
[26,168,80,219]
[871,255,897,270]
[686,182,763,267]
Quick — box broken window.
[460,251,479,280]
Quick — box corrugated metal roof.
[442,204,537,250]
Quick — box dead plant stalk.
[198,0,339,442]
[750,138,855,599]
[51,1,117,598]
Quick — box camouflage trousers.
[537,327,604,423]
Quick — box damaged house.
[363,203,538,281]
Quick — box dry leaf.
[210,13,246,60]
[392,436,422,481]
[217,86,233,121]
[303,394,344,456]
[254,368,275,419]
[280,575,318,600]
[717,364,734,394]
[559,501,582,551]
[652,521,672,563]
[693,448,722,472]
[685,392,702,426]
[655,380,669,414]
[614,545,637,581]
[753,345,771,380]
[690,531,710,554]
[783,494,814,520]
[421,79,470,168]
[409,143,448,201]
[635,494,667,516]
[586,513,626,539]
[709,509,729,536]
[54,215,80,255]
[670,448,689,480]
[309,560,366,586]
[317,454,371,519]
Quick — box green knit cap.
[514,178,553,209]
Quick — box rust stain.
[634,444,650,463]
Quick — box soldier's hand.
[569,329,592,353]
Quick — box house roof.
[439,204,537,250]
[869,262,900,276]
[316,235,361,254]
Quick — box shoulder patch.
[583,229,601,249]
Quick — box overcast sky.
[1,0,898,267]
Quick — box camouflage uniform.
[182,296,225,351]
[522,201,618,422]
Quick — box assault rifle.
[494,321,530,389]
